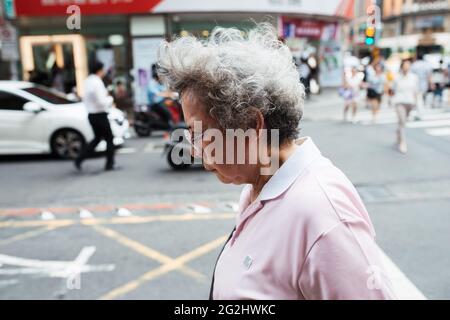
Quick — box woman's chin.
[210,170,232,184]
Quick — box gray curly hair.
[157,23,304,144]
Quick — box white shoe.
[398,142,407,154]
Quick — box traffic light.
[365,26,376,46]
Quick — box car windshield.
[23,86,80,105]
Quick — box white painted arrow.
[0,246,115,278]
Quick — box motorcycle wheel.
[166,146,192,170]
[134,123,151,137]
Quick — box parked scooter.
[134,98,183,137]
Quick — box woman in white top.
[342,67,363,123]
[392,59,420,154]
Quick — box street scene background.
[0,0,450,299]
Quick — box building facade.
[1,0,354,99]
[380,0,450,56]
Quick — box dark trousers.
[77,112,115,168]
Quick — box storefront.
[15,14,132,96]
[9,0,353,100]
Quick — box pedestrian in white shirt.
[342,67,363,123]
[75,61,118,171]
[392,59,420,154]
[411,53,433,118]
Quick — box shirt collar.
[258,136,322,202]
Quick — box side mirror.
[23,102,43,113]
[66,93,80,102]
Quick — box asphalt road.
[1,91,449,299]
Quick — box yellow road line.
[0,213,235,229]
[89,224,206,282]
[0,219,73,229]
[99,234,228,300]
[0,223,71,246]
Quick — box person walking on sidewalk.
[365,63,386,124]
[392,59,420,154]
[74,61,118,171]
[342,67,363,123]
[411,53,433,119]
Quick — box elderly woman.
[157,24,396,300]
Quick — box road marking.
[225,202,239,213]
[188,204,212,214]
[99,234,229,300]
[116,148,137,154]
[90,225,206,281]
[0,202,177,218]
[116,207,132,217]
[0,279,19,288]
[79,209,93,219]
[0,225,69,246]
[0,246,115,277]
[406,119,450,129]
[378,247,427,300]
[355,111,450,126]
[0,212,235,229]
[0,220,76,229]
[425,127,450,137]
[40,211,55,220]
[143,141,165,153]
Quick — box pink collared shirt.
[213,137,396,300]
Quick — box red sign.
[282,18,326,40]
[14,0,162,17]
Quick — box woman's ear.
[251,107,266,137]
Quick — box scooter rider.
[147,64,177,129]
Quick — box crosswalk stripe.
[117,148,137,154]
[406,119,450,129]
[420,112,450,120]
[425,127,450,137]
[354,111,450,136]
[143,142,165,153]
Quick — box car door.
[0,90,47,154]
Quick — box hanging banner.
[282,18,326,40]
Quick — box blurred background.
[0,0,449,300]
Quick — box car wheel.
[51,129,85,159]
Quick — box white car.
[0,81,130,159]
